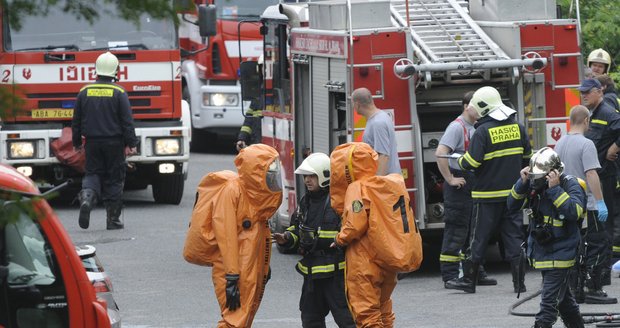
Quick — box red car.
[0,164,110,328]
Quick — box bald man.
[351,88,401,176]
[555,105,616,304]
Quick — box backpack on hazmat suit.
[330,142,423,273]
[365,174,423,272]
[183,170,237,267]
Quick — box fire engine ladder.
[390,0,546,85]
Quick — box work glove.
[225,274,241,311]
[597,200,608,222]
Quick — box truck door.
[0,209,71,327]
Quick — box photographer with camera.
[507,147,586,328]
[273,153,355,328]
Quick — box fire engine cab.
[243,0,581,236]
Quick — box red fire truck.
[243,0,581,237]
[0,2,191,204]
[179,0,282,146]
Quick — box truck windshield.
[218,0,281,20]
[3,3,177,51]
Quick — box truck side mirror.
[198,5,217,37]
[239,61,261,101]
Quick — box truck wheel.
[152,173,184,205]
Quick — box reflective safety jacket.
[237,99,263,146]
[281,188,346,279]
[584,100,620,177]
[507,175,585,270]
[72,79,137,148]
[459,116,532,203]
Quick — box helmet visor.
[266,160,282,192]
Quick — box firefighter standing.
[580,78,620,285]
[587,48,611,77]
[236,55,264,151]
[210,144,282,328]
[436,91,496,287]
[274,153,355,328]
[447,86,532,294]
[235,97,263,151]
[555,105,616,304]
[507,148,585,328]
[72,51,137,230]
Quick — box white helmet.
[529,147,564,180]
[587,48,611,74]
[96,52,119,78]
[469,86,516,121]
[294,152,331,188]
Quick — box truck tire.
[152,173,184,205]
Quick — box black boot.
[477,265,497,286]
[601,266,612,286]
[569,266,586,304]
[105,201,124,230]
[561,310,585,328]
[532,321,553,328]
[511,257,526,293]
[444,260,478,293]
[78,189,97,229]
[584,267,617,304]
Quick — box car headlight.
[203,93,239,107]
[8,141,36,159]
[153,138,181,156]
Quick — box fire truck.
[242,0,582,236]
[179,0,283,146]
[0,2,193,204]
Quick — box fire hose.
[509,284,620,327]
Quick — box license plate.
[31,109,74,119]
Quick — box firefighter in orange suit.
[330,142,422,328]
[211,144,283,328]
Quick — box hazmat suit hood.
[235,144,283,220]
[329,142,378,215]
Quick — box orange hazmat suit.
[331,142,422,328]
[210,144,283,327]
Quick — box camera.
[531,223,554,245]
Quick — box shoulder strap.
[454,117,470,151]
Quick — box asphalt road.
[49,147,620,328]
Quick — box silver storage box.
[469,0,557,21]
[308,0,392,30]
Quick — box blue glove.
[597,200,608,222]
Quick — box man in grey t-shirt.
[437,91,496,288]
[555,104,615,304]
[352,88,401,175]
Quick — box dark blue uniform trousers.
[536,269,580,325]
[83,138,126,203]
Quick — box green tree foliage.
[557,0,620,83]
[2,0,180,30]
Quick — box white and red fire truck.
[179,0,283,146]
[244,0,582,237]
[0,2,192,204]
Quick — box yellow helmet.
[587,49,611,73]
[95,52,119,78]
